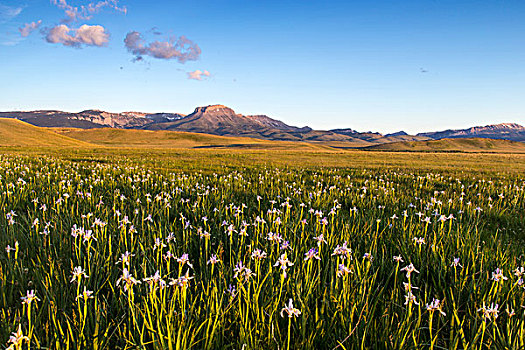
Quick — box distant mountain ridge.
[0,110,185,129]
[0,105,523,144]
[417,123,525,142]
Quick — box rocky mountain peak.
[193,105,236,115]
[482,123,524,130]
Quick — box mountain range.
[1,105,524,144]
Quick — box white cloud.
[45,24,109,47]
[19,20,42,37]
[187,70,211,81]
[0,4,23,23]
[124,31,201,63]
[51,0,126,23]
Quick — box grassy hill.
[0,118,93,147]
[54,127,333,150]
[3,119,525,154]
[364,137,525,153]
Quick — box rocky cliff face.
[74,110,150,128]
[192,105,235,115]
[418,123,525,142]
[0,110,184,129]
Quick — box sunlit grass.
[0,151,524,349]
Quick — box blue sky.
[1,0,525,133]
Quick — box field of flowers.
[1,153,524,349]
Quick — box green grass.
[4,145,525,174]
[364,137,525,153]
[0,145,524,349]
[53,127,333,150]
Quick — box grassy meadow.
[1,143,525,349]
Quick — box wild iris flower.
[274,253,294,279]
[281,299,301,318]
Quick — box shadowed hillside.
[54,127,334,150]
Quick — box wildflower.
[21,290,40,305]
[514,267,524,278]
[233,261,255,280]
[451,257,462,268]
[233,261,246,278]
[507,307,515,317]
[363,252,373,261]
[116,268,141,291]
[304,248,321,261]
[393,255,404,263]
[491,268,508,283]
[332,242,352,260]
[400,263,420,278]
[92,218,106,228]
[116,251,134,266]
[274,253,294,278]
[478,302,499,321]
[251,248,267,260]
[267,232,283,243]
[177,253,194,268]
[254,216,266,225]
[280,299,301,318]
[403,282,418,292]
[164,250,175,261]
[313,234,327,246]
[337,264,352,277]
[71,224,84,238]
[199,230,211,239]
[143,270,164,286]
[413,237,426,246]
[225,284,237,299]
[70,266,89,283]
[280,240,292,250]
[153,238,166,250]
[166,232,176,243]
[404,291,420,306]
[8,325,29,348]
[207,254,221,265]
[426,298,446,316]
[226,224,237,236]
[6,210,17,225]
[76,287,94,302]
[82,230,96,243]
[170,270,194,289]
